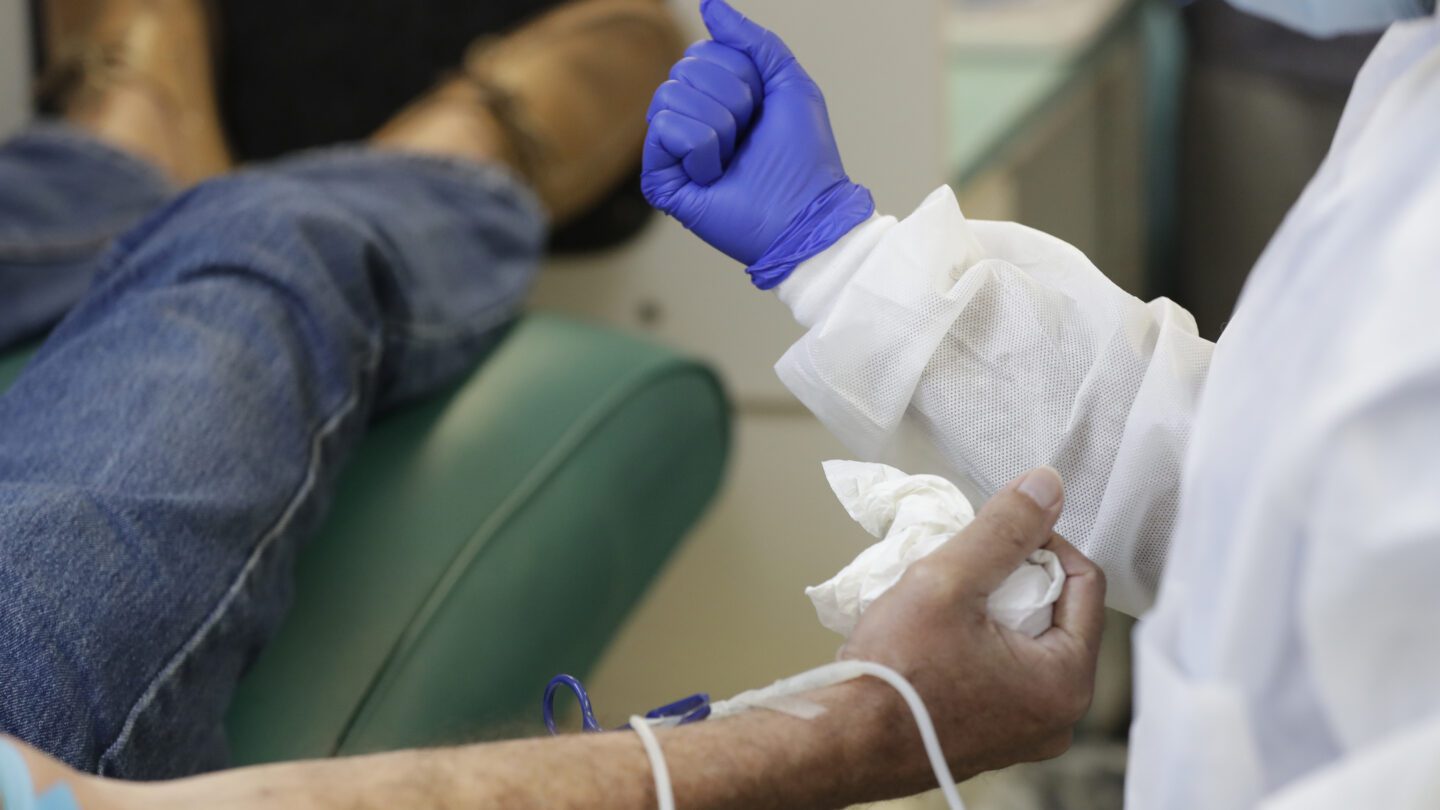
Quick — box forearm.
[153,683,920,810]
[30,461,1104,810]
[662,682,919,809]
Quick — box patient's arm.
[155,682,916,810]
[774,187,1214,616]
[12,472,1104,810]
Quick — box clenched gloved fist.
[642,0,874,289]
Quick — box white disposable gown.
[773,15,1440,809]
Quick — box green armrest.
[0,351,28,389]
[0,314,730,765]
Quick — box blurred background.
[0,0,1380,806]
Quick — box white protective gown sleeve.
[774,187,1213,616]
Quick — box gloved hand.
[642,0,874,290]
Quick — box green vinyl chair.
[0,314,730,764]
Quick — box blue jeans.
[0,124,545,778]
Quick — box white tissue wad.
[806,460,1065,638]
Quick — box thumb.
[699,0,797,84]
[930,467,1065,596]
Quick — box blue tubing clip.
[543,673,711,735]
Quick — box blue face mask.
[1226,0,1436,39]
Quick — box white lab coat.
[773,14,1440,809]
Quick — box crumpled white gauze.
[807,460,1065,638]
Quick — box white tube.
[711,660,966,810]
[630,716,676,810]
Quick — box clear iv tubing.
[632,660,966,810]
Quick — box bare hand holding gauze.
[809,461,1065,638]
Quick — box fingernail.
[1017,466,1063,510]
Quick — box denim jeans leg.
[0,123,174,349]
[0,148,545,778]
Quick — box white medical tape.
[710,660,966,810]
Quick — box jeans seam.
[18,123,175,193]
[384,304,511,345]
[0,125,173,262]
[96,342,381,775]
[268,145,547,226]
[0,220,139,264]
[382,262,534,343]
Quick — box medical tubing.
[630,716,677,810]
[746,180,875,290]
[544,674,603,734]
[710,660,966,810]
[843,662,966,810]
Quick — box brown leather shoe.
[38,0,232,185]
[373,0,685,225]
[40,0,101,61]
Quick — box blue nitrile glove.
[642,0,874,290]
